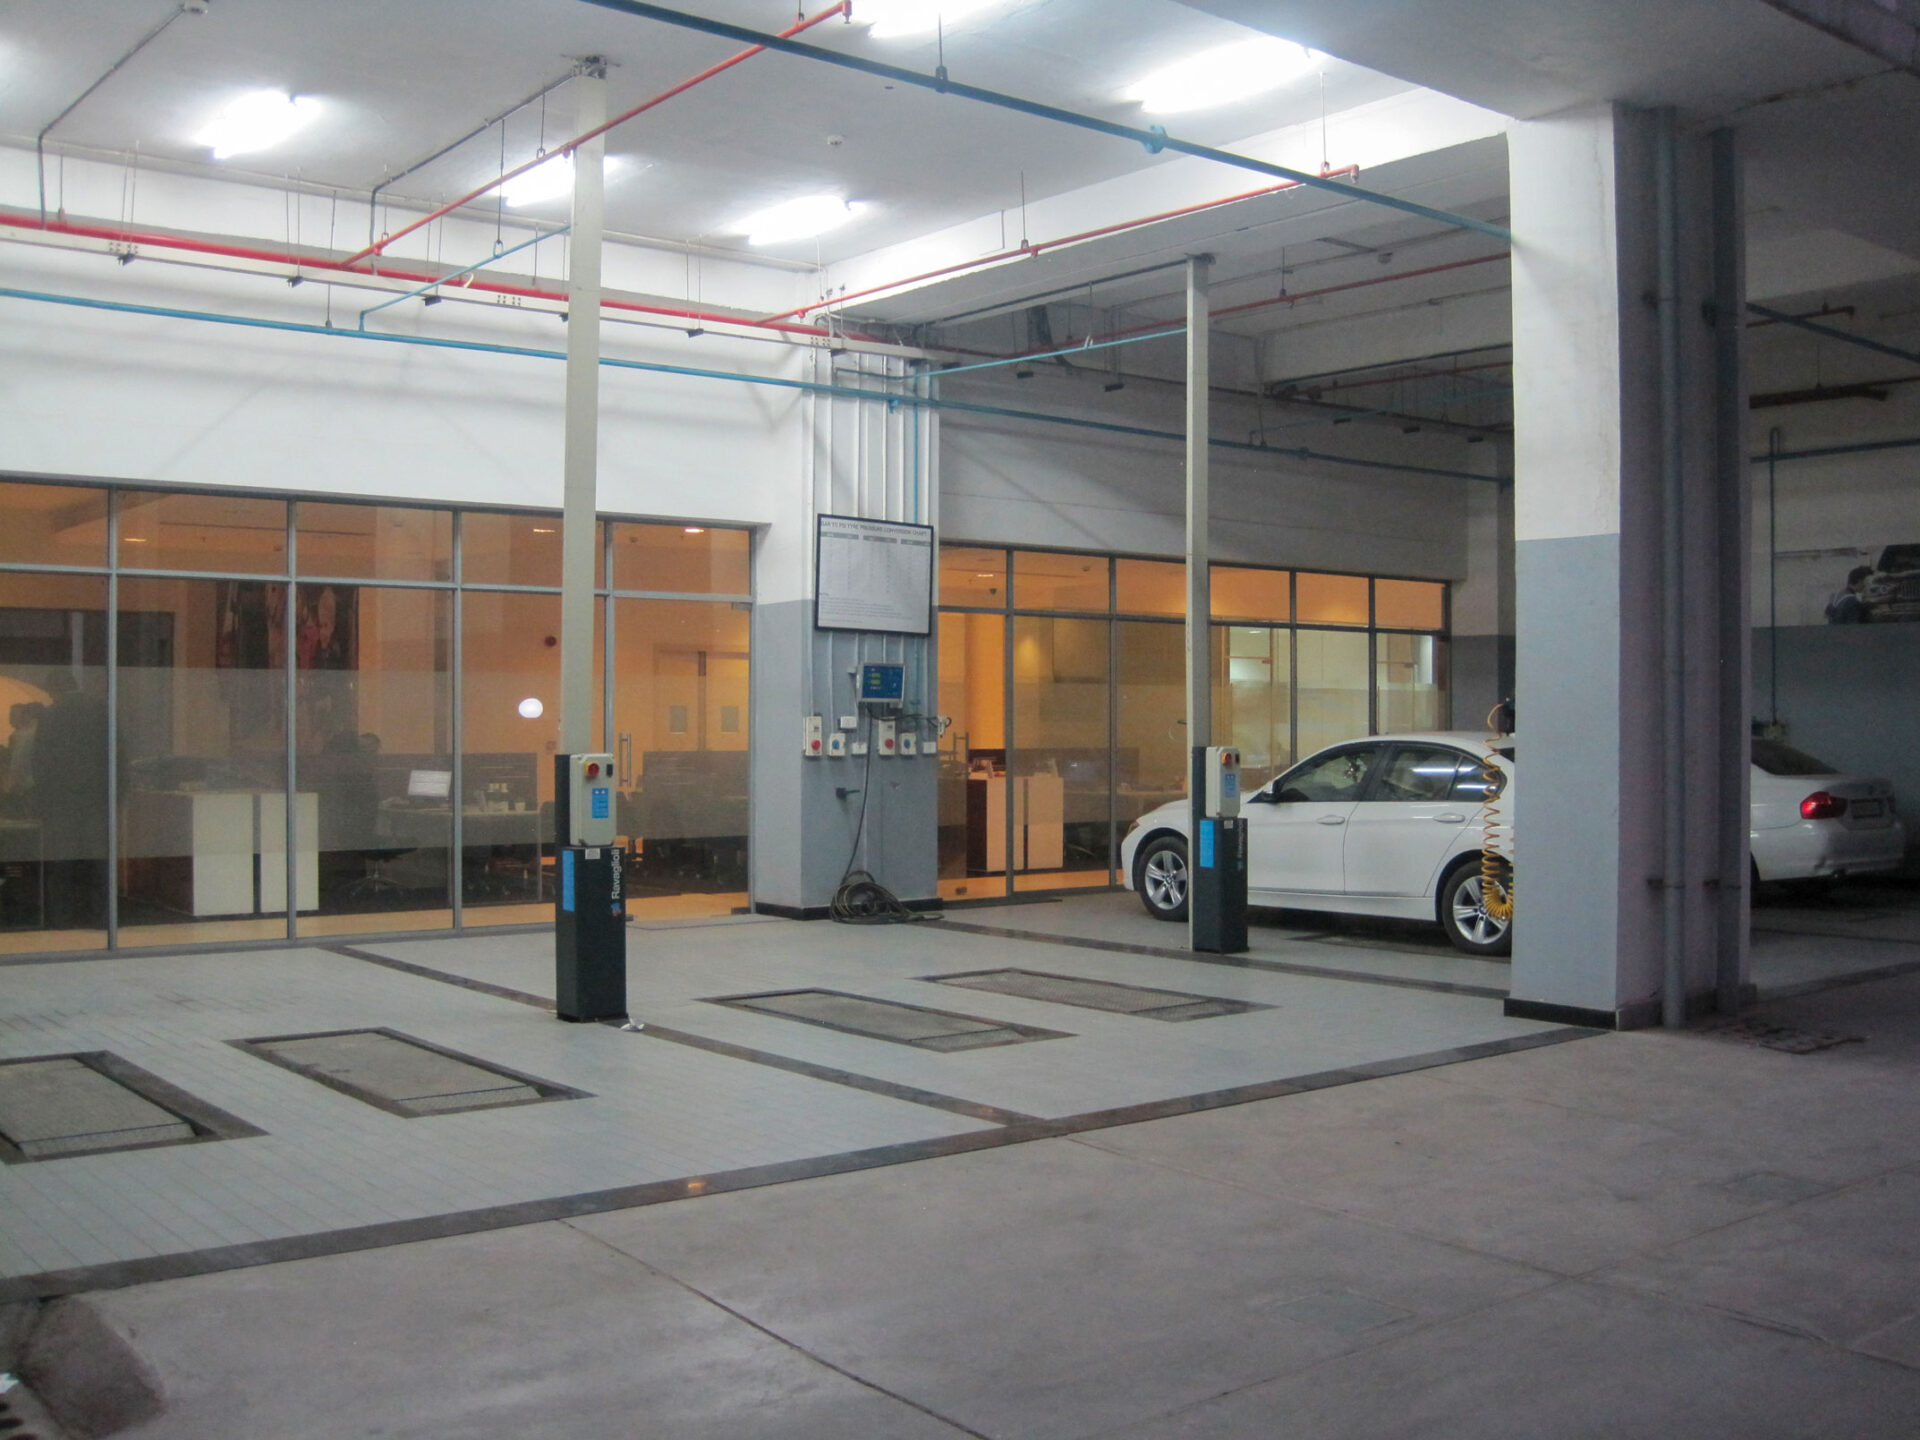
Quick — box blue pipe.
[576,0,1513,244]
[0,285,1499,483]
[1748,304,1920,368]
[358,226,566,329]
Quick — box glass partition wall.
[0,480,752,955]
[937,546,1448,901]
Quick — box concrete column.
[559,64,606,758]
[1184,255,1211,951]
[750,353,937,917]
[1507,104,1749,1028]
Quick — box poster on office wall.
[215,581,359,744]
[814,515,934,635]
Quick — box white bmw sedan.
[1122,733,1514,955]
[1120,734,1907,956]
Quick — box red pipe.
[0,209,845,339]
[939,251,1512,369]
[762,164,1364,323]
[344,2,851,268]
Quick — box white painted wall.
[936,364,1488,577]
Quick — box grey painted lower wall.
[750,598,938,913]
[1512,533,1627,1015]
[1450,633,1514,732]
[1754,624,1920,863]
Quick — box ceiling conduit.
[343,2,851,268]
[0,209,845,339]
[763,167,1363,322]
[0,283,1501,485]
[577,0,1514,242]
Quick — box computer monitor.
[407,769,452,799]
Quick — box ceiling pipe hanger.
[577,0,1513,243]
[343,2,851,268]
[35,0,204,223]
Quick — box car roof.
[1325,732,1507,749]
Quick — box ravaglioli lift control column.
[1190,744,1248,953]
[554,753,626,1022]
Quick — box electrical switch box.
[850,736,869,756]
[898,728,919,757]
[876,718,897,756]
[1203,746,1241,819]
[803,715,824,758]
[838,715,858,732]
[826,730,848,757]
[564,753,618,847]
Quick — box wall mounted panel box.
[859,662,905,706]
[803,714,824,757]
[899,728,919,757]
[876,718,898,756]
[565,753,617,847]
[826,731,848,758]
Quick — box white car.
[1749,738,1907,885]
[1120,733,1906,956]
[1123,733,1515,955]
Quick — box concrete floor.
[8,884,1920,1438]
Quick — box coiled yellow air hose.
[1480,702,1514,923]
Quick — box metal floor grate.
[0,1051,263,1162]
[233,1029,589,1117]
[708,990,1069,1050]
[927,968,1269,1021]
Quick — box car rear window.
[1751,738,1837,776]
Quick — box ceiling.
[1,0,1914,386]
[0,0,1412,263]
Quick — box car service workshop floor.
[2,885,1918,1438]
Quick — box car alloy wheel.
[1441,856,1512,956]
[1136,835,1190,922]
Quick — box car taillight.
[1801,791,1847,820]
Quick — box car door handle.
[1317,815,1346,826]
[1433,813,1467,824]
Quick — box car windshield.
[1876,544,1920,573]
[1751,738,1837,777]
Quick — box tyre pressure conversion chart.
[814,514,934,635]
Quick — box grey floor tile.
[1073,1067,1797,1275]
[87,1222,974,1440]
[573,1136,1553,1440]
[1092,1280,1920,1440]
[1599,1171,1920,1352]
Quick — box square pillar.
[1507,104,1750,1027]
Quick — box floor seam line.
[931,920,1510,999]
[562,1223,999,1440]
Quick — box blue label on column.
[561,849,575,912]
[591,786,610,820]
[1198,821,1215,869]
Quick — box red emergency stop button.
[587,762,600,778]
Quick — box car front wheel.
[1134,834,1189,922]
[1439,854,1512,956]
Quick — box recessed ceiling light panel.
[732,193,868,247]
[1126,37,1321,115]
[857,0,1010,39]
[194,90,321,160]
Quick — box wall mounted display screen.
[814,515,934,636]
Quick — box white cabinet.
[122,791,318,916]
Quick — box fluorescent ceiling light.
[501,153,628,207]
[195,90,321,160]
[858,0,1010,39]
[733,193,867,247]
[1126,37,1321,115]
